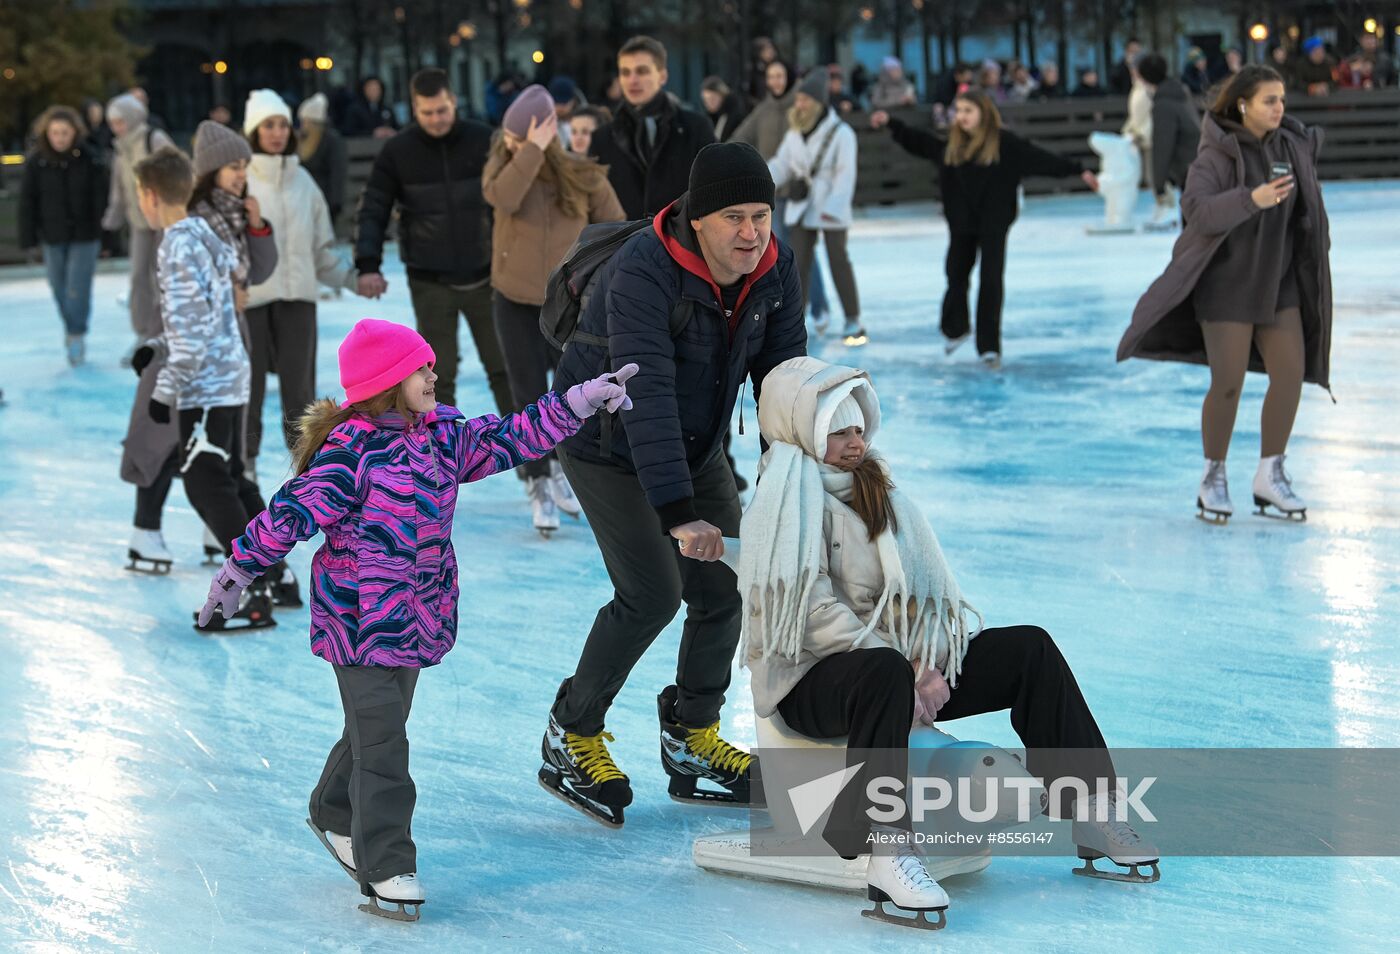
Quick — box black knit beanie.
[686,142,776,219]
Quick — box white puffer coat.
[768,109,858,230]
[246,153,356,308]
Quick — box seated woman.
[738,356,1158,928]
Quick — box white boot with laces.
[1252,453,1306,520]
[528,476,560,537]
[360,873,425,921]
[862,827,949,930]
[1196,458,1233,523]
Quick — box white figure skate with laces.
[862,827,950,930]
[1253,454,1306,521]
[1072,794,1161,883]
[1197,458,1233,524]
[360,873,425,922]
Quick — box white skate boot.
[1145,185,1179,232]
[528,476,560,537]
[360,873,424,922]
[305,818,356,881]
[1071,794,1160,883]
[841,318,868,347]
[1252,454,1306,521]
[944,331,971,356]
[127,528,173,574]
[547,459,581,520]
[979,351,1002,371]
[862,828,949,930]
[1197,458,1233,524]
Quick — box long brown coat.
[1117,114,1333,389]
[482,143,624,306]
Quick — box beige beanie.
[243,88,292,136]
[298,92,329,124]
[827,393,865,434]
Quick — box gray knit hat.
[193,120,253,178]
[796,69,831,106]
[106,93,147,128]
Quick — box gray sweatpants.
[128,227,163,340]
[552,449,743,736]
[309,664,419,888]
[786,227,861,321]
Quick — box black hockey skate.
[192,581,276,633]
[270,563,304,608]
[658,685,754,805]
[539,714,632,828]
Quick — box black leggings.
[942,229,1009,355]
[178,406,267,554]
[778,625,1111,855]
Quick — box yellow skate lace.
[685,723,753,773]
[564,730,626,783]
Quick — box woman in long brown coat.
[1118,65,1332,524]
[483,85,625,536]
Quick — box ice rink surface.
[2,184,1398,952]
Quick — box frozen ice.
[2,183,1398,951]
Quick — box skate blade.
[193,615,278,634]
[1252,500,1307,522]
[358,897,421,922]
[537,768,624,828]
[861,900,947,931]
[1073,855,1161,884]
[668,786,748,807]
[125,560,173,575]
[305,818,357,883]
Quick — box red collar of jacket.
[652,199,780,337]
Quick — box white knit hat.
[297,92,329,124]
[243,88,292,136]
[827,394,865,434]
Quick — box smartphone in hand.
[1269,161,1293,181]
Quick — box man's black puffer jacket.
[554,197,807,530]
[354,120,494,285]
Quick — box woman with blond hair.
[483,85,625,536]
[872,90,1098,368]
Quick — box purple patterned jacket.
[231,396,581,667]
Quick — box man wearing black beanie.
[540,141,807,827]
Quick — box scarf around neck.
[194,188,249,287]
[738,444,982,685]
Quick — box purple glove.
[565,363,639,419]
[197,558,258,628]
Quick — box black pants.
[552,449,743,736]
[178,406,267,553]
[779,626,1111,855]
[246,299,317,460]
[309,665,419,887]
[491,291,558,479]
[133,447,182,531]
[408,276,513,415]
[942,229,1009,356]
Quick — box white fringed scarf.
[738,443,982,686]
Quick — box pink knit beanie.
[503,84,556,139]
[338,318,436,407]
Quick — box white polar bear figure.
[1087,131,1141,233]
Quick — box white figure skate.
[127,528,173,574]
[528,476,560,537]
[862,828,950,930]
[1197,459,1233,524]
[305,818,356,881]
[1253,454,1306,521]
[1071,795,1160,883]
[979,351,1002,371]
[360,873,424,922]
[944,332,971,356]
[547,459,581,519]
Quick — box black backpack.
[539,218,693,351]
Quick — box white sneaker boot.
[360,873,425,921]
[547,459,581,519]
[1197,458,1233,523]
[1252,454,1306,520]
[127,528,173,574]
[862,827,949,930]
[528,476,560,537]
[1072,794,1160,883]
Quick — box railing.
[4,88,1399,262]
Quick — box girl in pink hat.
[196,317,636,921]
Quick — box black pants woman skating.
[943,230,1009,356]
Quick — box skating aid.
[1072,849,1161,884]
[861,886,947,931]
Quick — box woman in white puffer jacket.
[768,71,863,345]
[242,89,367,470]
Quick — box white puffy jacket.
[246,153,356,308]
[768,110,858,230]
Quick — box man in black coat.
[589,35,717,219]
[543,143,806,820]
[1137,53,1201,207]
[353,68,511,412]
